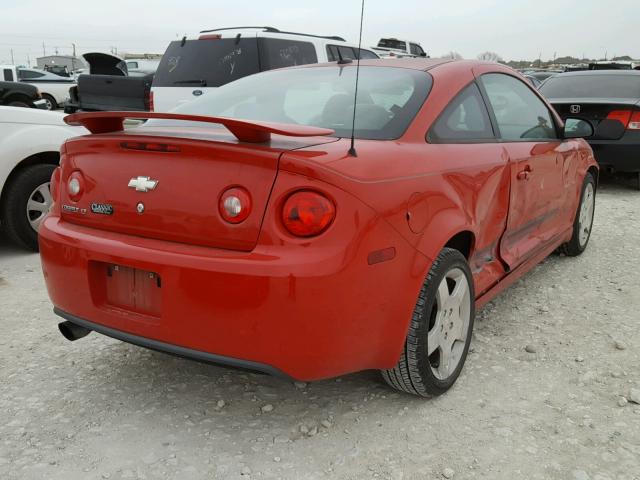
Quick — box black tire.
[562,173,596,257]
[1,164,56,251]
[381,248,475,397]
[42,94,58,110]
[7,100,30,108]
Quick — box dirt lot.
[1,176,639,480]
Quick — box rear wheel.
[381,248,475,397]
[7,100,30,108]
[42,94,57,110]
[562,173,596,257]
[1,164,56,251]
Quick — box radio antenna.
[348,0,365,157]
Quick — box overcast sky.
[1,0,637,65]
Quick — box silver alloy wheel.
[26,182,52,232]
[578,182,595,248]
[427,267,472,380]
[43,98,53,110]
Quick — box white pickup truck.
[372,38,427,58]
[1,65,76,110]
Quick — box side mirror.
[593,118,626,141]
[563,118,594,139]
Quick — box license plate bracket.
[104,264,162,317]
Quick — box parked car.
[42,59,605,397]
[372,37,427,58]
[589,61,640,71]
[524,74,542,89]
[523,70,561,83]
[540,70,640,187]
[151,26,379,112]
[0,81,47,108]
[65,53,153,113]
[125,58,160,75]
[0,106,86,249]
[1,65,76,110]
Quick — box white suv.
[151,26,379,112]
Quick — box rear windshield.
[540,74,640,99]
[161,66,432,140]
[154,38,260,88]
[377,39,406,50]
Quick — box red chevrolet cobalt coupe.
[40,59,599,396]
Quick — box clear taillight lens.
[67,172,84,201]
[219,187,252,224]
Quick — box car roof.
[198,26,346,42]
[295,58,499,72]
[556,70,640,77]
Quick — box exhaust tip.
[58,321,92,341]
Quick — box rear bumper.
[589,139,640,172]
[54,308,288,377]
[39,213,428,381]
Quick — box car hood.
[0,106,71,126]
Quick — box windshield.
[165,66,432,140]
[540,74,640,99]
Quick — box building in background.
[36,55,86,75]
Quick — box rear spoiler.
[64,111,335,143]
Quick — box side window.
[338,46,357,60]
[479,73,557,141]
[326,45,340,62]
[410,43,424,56]
[326,45,378,61]
[3,69,13,81]
[429,83,495,143]
[258,39,318,70]
[358,49,378,60]
[19,70,44,79]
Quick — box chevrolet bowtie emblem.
[128,176,158,192]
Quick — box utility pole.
[10,49,14,65]
[42,42,46,56]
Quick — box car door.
[477,72,565,270]
[427,82,511,296]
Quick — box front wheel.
[562,173,596,257]
[381,248,475,397]
[1,164,56,251]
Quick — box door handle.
[517,165,532,181]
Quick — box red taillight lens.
[219,187,252,224]
[607,110,632,128]
[148,90,154,112]
[67,171,84,201]
[50,167,61,202]
[282,191,335,237]
[628,111,640,130]
[120,141,180,152]
[198,34,222,40]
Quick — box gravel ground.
[1,175,639,480]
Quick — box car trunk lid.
[59,112,335,251]
[550,98,640,126]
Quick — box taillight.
[67,172,84,201]
[50,167,61,201]
[282,191,335,237]
[628,111,640,130]
[607,110,632,128]
[120,141,180,152]
[198,34,222,40]
[219,187,252,224]
[148,90,154,112]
